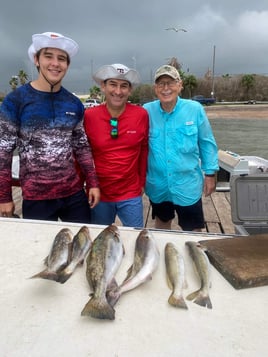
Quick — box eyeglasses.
[110,118,118,139]
[156,80,179,89]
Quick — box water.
[210,118,268,160]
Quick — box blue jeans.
[91,196,143,228]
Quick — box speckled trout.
[30,228,73,282]
[81,224,124,320]
[185,241,212,309]
[107,229,160,307]
[165,242,188,309]
[57,226,92,284]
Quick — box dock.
[12,187,235,235]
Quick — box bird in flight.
[165,27,187,32]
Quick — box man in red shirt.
[84,63,148,227]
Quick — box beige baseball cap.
[154,65,181,82]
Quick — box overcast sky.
[1,0,268,94]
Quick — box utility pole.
[211,45,216,98]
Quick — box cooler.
[230,174,268,235]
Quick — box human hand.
[0,201,15,218]
[203,176,216,197]
[88,187,101,208]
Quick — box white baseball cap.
[93,63,141,87]
[28,32,79,63]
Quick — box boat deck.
[12,187,235,235]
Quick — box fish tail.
[186,290,212,309]
[168,293,188,309]
[56,271,72,284]
[81,296,115,320]
[29,270,60,282]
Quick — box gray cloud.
[1,0,268,94]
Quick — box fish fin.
[106,288,121,308]
[55,271,72,284]
[107,277,119,291]
[186,290,212,309]
[123,265,134,282]
[81,296,115,320]
[147,274,153,281]
[186,290,199,301]
[209,282,212,289]
[106,278,121,307]
[168,293,188,309]
[43,256,48,266]
[29,269,60,282]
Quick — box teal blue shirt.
[143,98,219,206]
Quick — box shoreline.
[205,104,268,119]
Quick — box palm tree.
[89,85,101,99]
[183,74,197,98]
[18,70,28,85]
[241,74,255,100]
[9,76,19,91]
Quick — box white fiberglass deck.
[0,218,267,357]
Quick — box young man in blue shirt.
[0,32,100,222]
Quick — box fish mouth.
[107,225,120,237]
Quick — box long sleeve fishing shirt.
[143,97,219,206]
[0,83,98,203]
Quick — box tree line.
[2,64,268,105]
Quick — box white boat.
[217,149,268,191]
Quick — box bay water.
[210,118,268,160]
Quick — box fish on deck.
[106,229,160,307]
[185,241,212,309]
[81,224,124,320]
[165,242,188,309]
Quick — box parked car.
[244,100,256,105]
[83,98,101,109]
[192,95,216,105]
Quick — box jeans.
[91,196,143,228]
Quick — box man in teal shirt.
[144,65,218,231]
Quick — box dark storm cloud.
[1,0,268,94]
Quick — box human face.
[154,75,183,111]
[101,79,132,111]
[35,48,69,85]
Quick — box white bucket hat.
[28,32,79,63]
[93,63,141,87]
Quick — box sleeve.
[72,119,99,189]
[197,106,219,174]
[138,110,149,188]
[0,97,19,203]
